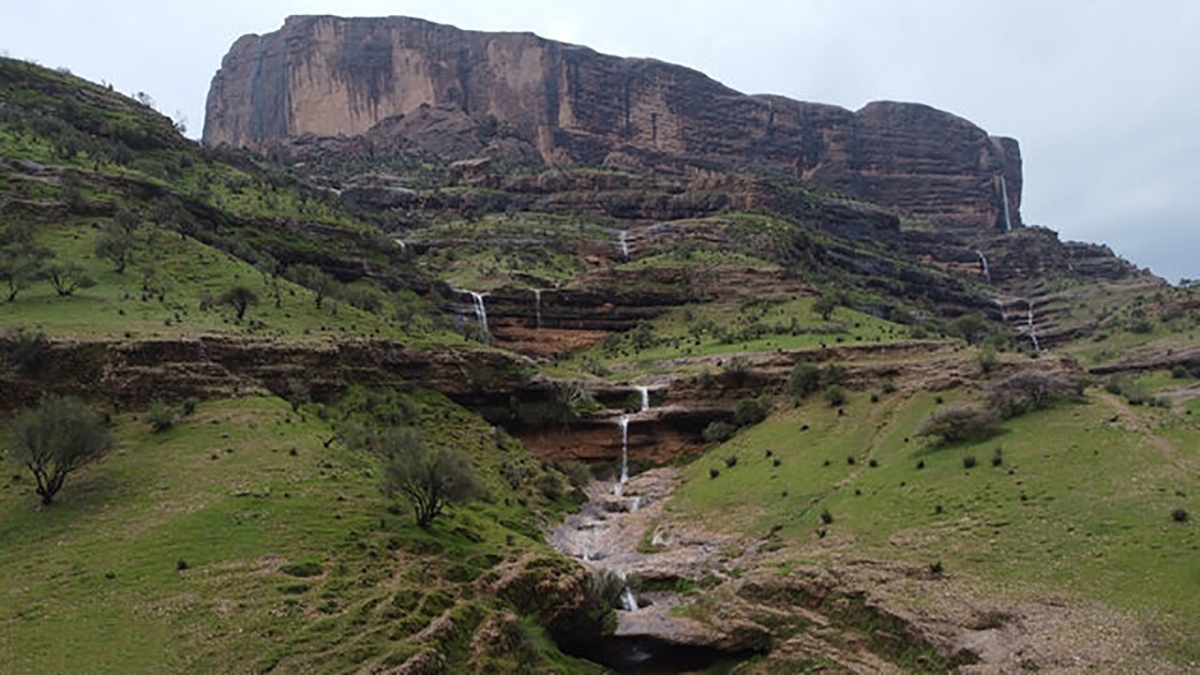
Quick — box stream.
[547,469,753,673]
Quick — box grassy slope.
[669,386,1200,660]
[0,393,593,674]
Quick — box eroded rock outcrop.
[205,15,1022,234]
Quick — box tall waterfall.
[1025,298,1041,352]
[468,291,489,341]
[976,250,992,284]
[618,230,630,259]
[999,176,1013,232]
[532,289,543,329]
[615,415,631,496]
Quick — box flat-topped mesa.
[204,14,1023,234]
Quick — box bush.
[787,362,821,402]
[724,455,738,468]
[709,467,720,479]
[734,396,771,427]
[991,448,1004,467]
[145,399,176,433]
[563,461,592,490]
[819,508,834,524]
[1172,508,1190,523]
[281,560,324,577]
[823,385,847,407]
[915,404,1000,445]
[987,370,1081,419]
[962,455,978,469]
[1171,365,1190,379]
[703,421,737,443]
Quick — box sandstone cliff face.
[204,15,1022,235]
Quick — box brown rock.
[204,15,1022,234]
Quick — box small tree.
[0,224,53,302]
[812,294,838,321]
[46,262,96,297]
[220,285,259,322]
[95,226,134,274]
[288,263,336,310]
[9,394,116,505]
[380,429,484,528]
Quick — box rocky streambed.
[547,468,765,672]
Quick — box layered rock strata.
[205,15,1023,234]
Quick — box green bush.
[703,421,737,443]
[145,399,176,433]
[734,396,771,427]
[787,362,821,402]
[823,385,847,407]
[281,561,324,578]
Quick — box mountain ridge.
[204,14,1022,236]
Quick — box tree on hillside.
[812,294,838,321]
[220,285,259,322]
[379,427,484,528]
[288,263,336,310]
[46,262,96,297]
[9,394,116,505]
[95,225,134,273]
[0,223,53,302]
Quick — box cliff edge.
[204,15,1023,234]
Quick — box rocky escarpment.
[204,14,1022,235]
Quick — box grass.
[2,216,477,347]
[668,388,1200,660]
[0,393,594,674]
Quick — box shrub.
[563,462,592,490]
[823,386,847,407]
[536,473,563,501]
[703,421,737,443]
[915,404,1000,445]
[1171,364,1190,379]
[145,399,176,433]
[787,363,821,402]
[819,508,834,524]
[1172,508,1190,523]
[868,458,878,468]
[991,448,1004,467]
[176,559,189,571]
[987,370,1082,419]
[709,467,720,479]
[724,455,738,468]
[734,396,771,427]
[962,455,978,469]
[281,561,324,577]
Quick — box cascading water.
[532,289,543,329]
[1025,298,1041,352]
[635,385,650,412]
[615,415,630,496]
[999,176,1013,232]
[616,570,639,611]
[467,291,489,342]
[976,250,992,284]
[618,230,630,259]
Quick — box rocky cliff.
[204,15,1022,235]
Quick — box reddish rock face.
[204,15,1022,235]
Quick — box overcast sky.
[2,0,1197,283]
